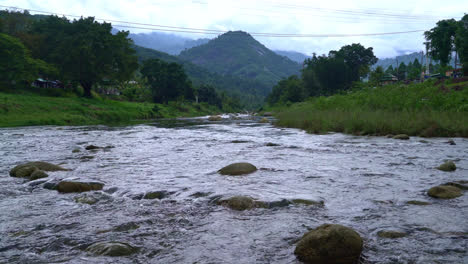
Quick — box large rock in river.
[437,161,456,172]
[218,162,257,176]
[10,161,69,178]
[427,185,462,199]
[86,241,137,256]
[57,181,104,193]
[294,224,363,264]
[392,134,410,140]
[217,196,267,211]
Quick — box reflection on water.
[0,117,467,263]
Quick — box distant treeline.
[0,10,241,112]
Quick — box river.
[0,116,467,263]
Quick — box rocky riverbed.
[0,116,467,263]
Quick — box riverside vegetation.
[272,79,468,137]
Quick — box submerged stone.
[57,181,104,193]
[208,115,222,121]
[292,199,325,206]
[444,180,468,190]
[437,161,456,172]
[406,200,431,206]
[265,142,280,147]
[259,117,269,123]
[446,139,456,145]
[72,148,81,153]
[143,191,167,200]
[85,145,101,150]
[218,162,257,176]
[294,224,363,264]
[392,134,410,140]
[86,241,137,256]
[428,185,462,199]
[377,230,407,238]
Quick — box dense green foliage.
[425,15,468,74]
[273,79,468,137]
[267,43,377,105]
[179,31,301,88]
[0,33,55,88]
[141,59,194,103]
[28,16,138,97]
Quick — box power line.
[1,5,426,38]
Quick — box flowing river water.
[0,116,467,264]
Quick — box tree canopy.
[141,59,194,103]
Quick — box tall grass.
[0,91,219,127]
[274,80,468,137]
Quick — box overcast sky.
[2,0,467,58]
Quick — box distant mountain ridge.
[178,31,301,87]
[374,52,457,70]
[274,50,310,63]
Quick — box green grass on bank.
[0,90,220,127]
[272,80,468,137]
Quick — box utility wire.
[1,5,426,37]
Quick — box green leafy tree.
[369,66,385,85]
[330,43,378,81]
[0,33,55,89]
[425,19,458,66]
[408,59,422,80]
[141,59,194,103]
[196,85,222,108]
[455,14,468,75]
[30,16,138,97]
[397,62,407,80]
[385,65,395,75]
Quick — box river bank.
[0,91,220,127]
[269,79,468,137]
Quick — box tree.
[385,65,395,75]
[397,62,407,80]
[141,59,194,103]
[196,85,222,108]
[369,66,384,85]
[330,43,378,81]
[0,33,55,89]
[30,16,138,97]
[408,59,422,80]
[425,19,458,66]
[455,14,468,75]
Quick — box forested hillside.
[179,31,301,88]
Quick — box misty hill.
[126,31,210,55]
[275,50,310,63]
[178,31,301,87]
[133,45,270,109]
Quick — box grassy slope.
[0,91,219,127]
[272,80,468,137]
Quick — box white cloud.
[3,0,466,57]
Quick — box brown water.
[0,116,467,263]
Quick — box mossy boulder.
[428,185,462,199]
[446,139,456,145]
[72,148,81,153]
[57,181,104,193]
[10,161,69,180]
[294,224,363,264]
[265,142,280,147]
[208,115,222,121]
[444,180,468,190]
[392,134,409,140]
[218,162,257,176]
[86,241,137,256]
[263,112,273,116]
[10,161,69,177]
[218,196,266,211]
[406,200,431,206]
[30,170,49,181]
[377,230,407,239]
[437,161,456,172]
[74,194,99,205]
